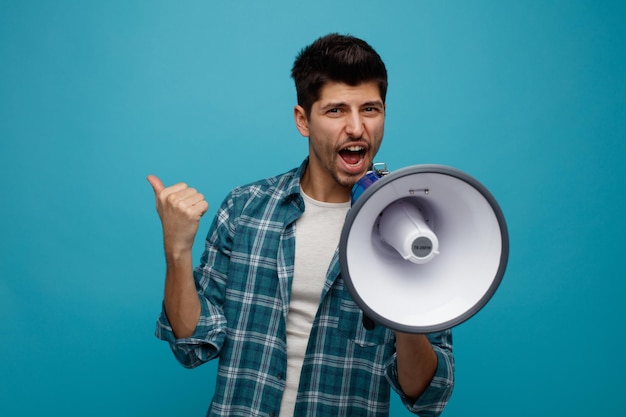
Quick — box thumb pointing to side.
[146,174,208,255]
[147,174,165,196]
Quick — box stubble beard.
[329,153,371,189]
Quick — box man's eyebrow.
[319,101,347,110]
[319,100,384,110]
[362,100,384,107]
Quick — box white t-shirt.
[279,189,350,417]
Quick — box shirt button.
[277,373,284,380]
[269,412,275,417]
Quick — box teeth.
[344,146,364,152]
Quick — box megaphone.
[338,163,509,333]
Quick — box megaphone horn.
[339,163,509,334]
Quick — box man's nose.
[345,112,365,138]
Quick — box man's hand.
[147,174,207,338]
[147,175,209,258]
[394,331,438,402]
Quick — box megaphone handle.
[362,313,376,330]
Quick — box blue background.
[1,1,625,415]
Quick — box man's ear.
[294,105,310,137]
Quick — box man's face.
[294,81,385,201]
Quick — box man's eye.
[328,108,340,113]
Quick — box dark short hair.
[291,33,388,116]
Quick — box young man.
[148,33,454,417]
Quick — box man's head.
[292,34,388,202]
[291,33,388,117]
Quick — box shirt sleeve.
[154,197,235,369]
[386,329,455,416]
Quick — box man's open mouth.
[339,145,366,166]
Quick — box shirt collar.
[283,157,309,203]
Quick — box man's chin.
[334,158,373,187]
[336,171,368,189]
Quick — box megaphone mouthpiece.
[378,199,439,264]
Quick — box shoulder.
[235,166,299,197]
[232,165,300,200]
[220,160,307,214]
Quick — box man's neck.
[300,165,351,203]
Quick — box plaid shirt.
[156,159,454,417]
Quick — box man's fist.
[147,175,209,256]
